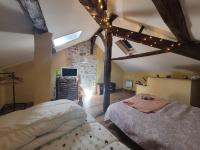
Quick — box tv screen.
[62,68,78,77]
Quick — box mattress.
[105,101,200,150]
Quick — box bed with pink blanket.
[104,94,200,150]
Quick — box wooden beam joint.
[138,25,145,34]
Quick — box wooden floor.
[82,89,135,117]
[82,90,144,150]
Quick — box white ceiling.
[39,0,99,52]
[103,0,200,73]
[0,0,34,69]
[0,0,33,34]
[1,0,200,73]
[0,32,34,69]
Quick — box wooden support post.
[90,36,97,55]
[103,30,112,113]
[138,25,145,34]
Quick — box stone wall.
[66,41,97,93]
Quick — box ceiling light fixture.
[53,30,82,47]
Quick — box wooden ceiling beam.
[79,0,96,9]
[112,26,200,61]
[17,0,48,33]
[109,13,118,23]
[90,36,97,55]
[90,28,105,54]
[173,42,200,60]
[112,50,169,60]
[79,0,116,30]
[79,0,200,61]
[111,26,179,51]
[152,0,191,42]
[138,25,145,34]
[92,27,103,37]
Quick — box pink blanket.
[123,94,169,113]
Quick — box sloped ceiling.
[1,0,200,73]
[0,32,34,69]
[39,0,99,52]
[40,0,200,73]
[98,0,200,73]
[0,0,34,69]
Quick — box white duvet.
[0,100,86,150]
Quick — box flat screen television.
[61,68,78,77]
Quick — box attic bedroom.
[0,0,200,150]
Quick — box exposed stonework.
[66,41,97,93]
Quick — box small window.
[53,30,82,47]
[125,80,133,89]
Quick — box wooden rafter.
[173,42,200,60]
[111,26,179,51]
[112,26,200,61]
[90,36,97,55]
[138,25,145,34]
[79,0,113,29]
[90,28,104,54]
[112,50,169,60]
[152,0,191,42]
[81,0,194,60]
[90,32,105,55]
[17,0,48,33]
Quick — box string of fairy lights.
[82,0,182,53]
[112,26,182,52]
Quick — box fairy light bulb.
[166,48,170,51]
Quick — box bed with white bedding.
[105,95,200,150]
[0,100,130,150]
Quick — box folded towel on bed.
[123,94,169,113]
[0,100,86,150]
